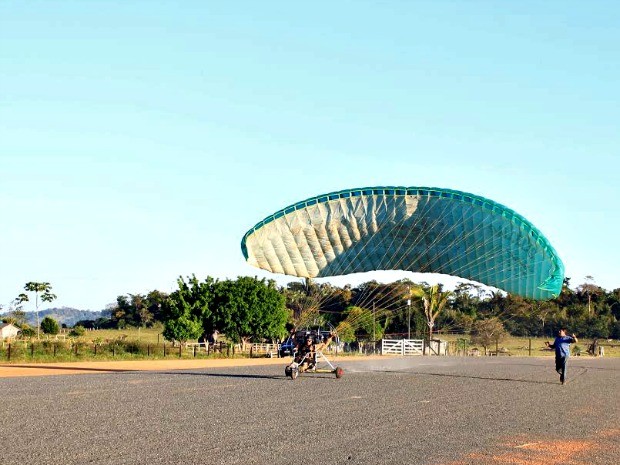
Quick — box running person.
[546,329,578,385]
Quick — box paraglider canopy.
[241,186,564,300]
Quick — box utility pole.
[373,301,376,354]
[407,286,412,340]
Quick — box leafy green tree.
[127,293,155,328]
[212,276,288,346]
[334,320,356,343]
[40,316,60,335]
[452,282,482,317]
[145,290,168,322]
[16,282,57,339]
[336,305,389,342]
[163,275,214,343]
[163,316,203,343]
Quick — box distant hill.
[1,307,111,327]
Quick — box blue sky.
[1,1,619,311]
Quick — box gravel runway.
[1,356,618,465]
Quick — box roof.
[0,323,19,330]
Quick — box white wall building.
[0,323,20,340]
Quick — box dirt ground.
[0,355,386,378]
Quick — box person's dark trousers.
[555,356,568,384]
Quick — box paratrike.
[284,329,344,380]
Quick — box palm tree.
[16,282,57,339]
[409,284,452,350]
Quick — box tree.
[145,290,168,323]
[1,298,28,327]
[577,276,602,316]
[283,280,320,324]
[10,308,28,327]
[212,276,288,347]
[111,295,131,328]
[16,282,57,339]
[110,293,155,328]
[336,305,390,343]
[163,275,214,344]
[409,284,452,343]
[40,316,60,335]
[452,282,483,317]
[163,316,203,343]
[471,317,507,355]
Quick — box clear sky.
[1,1,619,311]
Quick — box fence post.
[207,343,211,355]
[163,343,166,357]
[112,345,115,357]
[94,344,97,356]
[75,344,78,356]
[227,344,230,357]
[179,344,182,358]
[147,344,150,357]
[193,345,197,358]
[31,343,34,358]
[250,345,253,358]
[7,343,10,361]
[53,343,57,357]
[528,338,532,356]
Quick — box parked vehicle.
[279,337,295,357]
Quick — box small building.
[0,323,20,340]
[424,339,448,355]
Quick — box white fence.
[185,342,280,357]
[381,338,424,356]
[249,343,280,357]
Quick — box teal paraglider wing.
[241,186,564,300]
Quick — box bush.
[69,325,86,337]
[19,325,36,338]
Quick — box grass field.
[437,333,620,357]
[2,326,618,362]
[82,326,165,344]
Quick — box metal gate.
[381,339,424,355]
